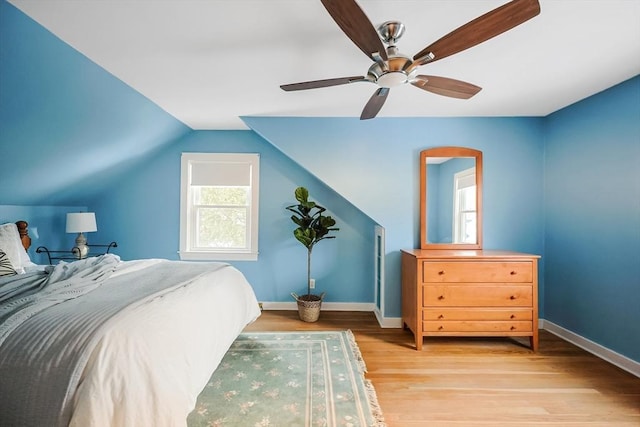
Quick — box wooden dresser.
[401,249,540,351]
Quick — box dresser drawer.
[423,285,532,307]
[422,261,532,283]
[423,308,533,321]
[423,320,533,333]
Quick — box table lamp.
[66,212,97,259]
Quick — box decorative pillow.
[0,223,27,274]
[0,250,18,277]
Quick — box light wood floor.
[244,310,640,426]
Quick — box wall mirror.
[420,146,483,249]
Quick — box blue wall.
[243,116,546,318]
[544,76,640,361]
[88,131,378,304]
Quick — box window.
[453,167,476,244]
[179,153,259,261]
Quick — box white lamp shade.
[66,212,97,233]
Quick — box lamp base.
[72,232,89,259]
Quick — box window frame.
[179,152,260,261]
[453,167,477,244]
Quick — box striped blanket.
[0,255,232,426]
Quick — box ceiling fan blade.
[320,0,388,62]
[413,0,540,63]
[412,75,482,99]
[280,76,366,91]
[360,87,389,120]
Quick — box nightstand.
[36,242,118,264]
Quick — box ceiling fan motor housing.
[368,46,417,88]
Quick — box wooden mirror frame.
[420,146,483,250]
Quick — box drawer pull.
[510,271,517,275]
[438,270,445,275]
[438,314,444,319]
[438,326,444,330]
[438,295,445,300]
[510,314,516,319]
[510,295,516,300]
[510,326,516,330]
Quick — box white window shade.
[190,161,252,186]
[456,171,476,189]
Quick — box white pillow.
[20,243,33,265]
[0,222,28,274]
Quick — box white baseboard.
[260,301,376,311]
[260,302,403,328]
[542,319,640,378]
[372,306,403,328]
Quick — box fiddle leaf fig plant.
[286,186,339,299]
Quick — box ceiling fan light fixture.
[376,71,408,88]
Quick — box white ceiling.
[9,0,640,130]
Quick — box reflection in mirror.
[426,157,476,244]
[420,147,483,249]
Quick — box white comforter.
[0,256,261,427]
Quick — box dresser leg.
[529,333,538,352]
[416,336,423,351]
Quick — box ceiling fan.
[280,0,540,120]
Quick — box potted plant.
[286,186,339,322]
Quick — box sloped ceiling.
[0,1,190,206]
[8,0,640,129]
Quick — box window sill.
[178,250,258,262]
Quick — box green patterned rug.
[187,330,385,427]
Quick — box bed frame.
[15,220,31,251]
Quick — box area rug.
[187,330,385,427]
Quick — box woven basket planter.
[291,292,325,323]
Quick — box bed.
[0,220,261,427]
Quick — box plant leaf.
[294,187,309,203]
